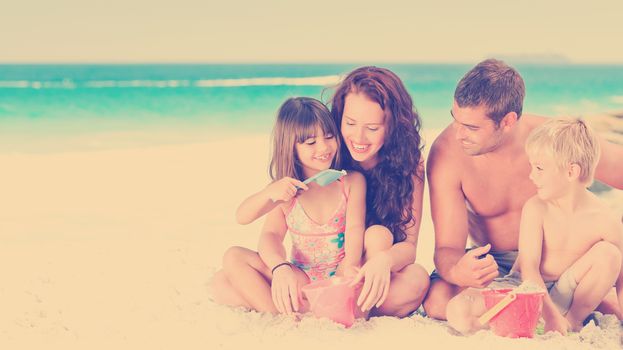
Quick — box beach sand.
[1,122,621,349]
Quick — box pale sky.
[1,0,622,63]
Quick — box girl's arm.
[339,171,366,275]
[257,204,290,270]
[236,177,308,225]
[519,197,569,334]
[257,203,302,314]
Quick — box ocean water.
[1,64,622,152]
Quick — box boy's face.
[528,152,570,200]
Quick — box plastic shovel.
[302,169,347,186]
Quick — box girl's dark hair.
[330,66,423,243]
[270,97,341,181]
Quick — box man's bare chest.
[461,163,535,218]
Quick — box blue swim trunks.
[429,249,518,283]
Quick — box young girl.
[210,97,366,315]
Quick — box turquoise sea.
[1,64,622,152]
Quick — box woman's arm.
[386,159,425,272]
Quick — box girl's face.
[295,125,338,178]
[341,92,386,170]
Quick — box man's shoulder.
[520,114,549,134]
[588,195,622,234]
[429,126,462,162]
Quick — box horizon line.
[1,60,623,66]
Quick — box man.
[422,58,623,320]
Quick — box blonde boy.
[519,117,623,334]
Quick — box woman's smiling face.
[340,92,386,170]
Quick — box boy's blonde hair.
[525,117,600,184]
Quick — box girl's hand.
[350,251,392,312]
[265,177,308,203]
[271,264,301,314]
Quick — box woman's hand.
[350,251,392,312]
[264,177,308,203]
[270,264,301,314]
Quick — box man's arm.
[594,137,623,190]
[427,138,498,288]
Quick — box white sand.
[1,127,621,349]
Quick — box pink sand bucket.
[481,288,545,338]
[301,277,357,327]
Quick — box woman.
[330,66,430,317]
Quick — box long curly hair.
[329,66,423,243]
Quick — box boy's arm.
[236,177,308,225]
[339,172,366,275]
[603,216,623,313]
[519,197,569,334]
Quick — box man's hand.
[450,244,499,288]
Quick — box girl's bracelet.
[271,262,292,275]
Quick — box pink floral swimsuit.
[285,179,347,281]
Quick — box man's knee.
[423,279,456,320]
[446,290,481,334]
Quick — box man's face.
[451,101,504,156]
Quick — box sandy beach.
[1,119,621,349]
